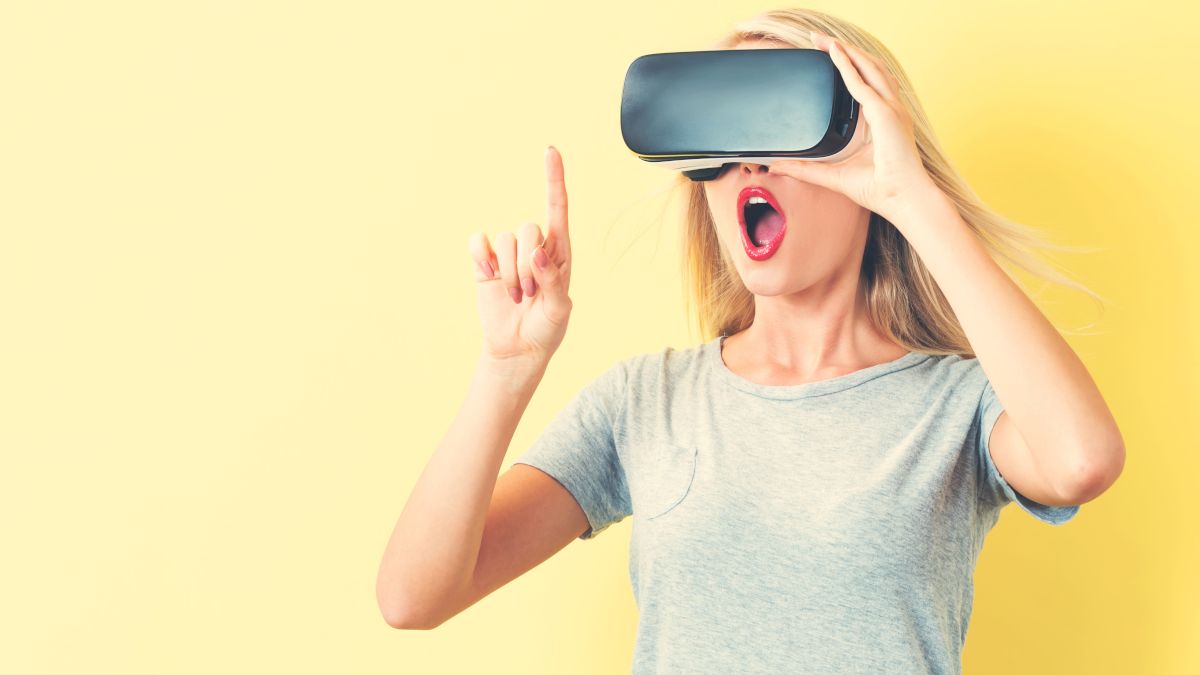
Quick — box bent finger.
[827,40,890,121]
[493,230,521,303]
[814,32,901,110]
[516,221,545,299]
[467,232,498,282]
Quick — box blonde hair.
[676,8,1107,358]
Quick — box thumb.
[768,160,839,192]
[528,242,571,323]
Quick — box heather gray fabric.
[513,334,1080,674]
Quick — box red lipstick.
[737,186,787,261]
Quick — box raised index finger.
[544,145,570,263]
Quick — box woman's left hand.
[767,31,940,224]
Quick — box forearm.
[890,187,1124,492]
[375,353,546,627]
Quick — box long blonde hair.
[677,8,1106,358]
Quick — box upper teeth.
[746,196,768,205]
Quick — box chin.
[738,273,803,298]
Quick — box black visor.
[620,48,864,180]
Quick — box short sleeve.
[512,359,632,540]
[976,375,1080,525]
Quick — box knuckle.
[467,232,487,257]
[496,255,516,277]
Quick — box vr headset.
[620,48,866,181]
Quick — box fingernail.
[477,260,494,279]
[533,246,547,269]
[522,277,535,298]
[509,286,522,304]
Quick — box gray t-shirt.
[513,334,1080,674]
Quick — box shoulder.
[914,350,989,388]
[618,340,710,388]
[888,350,998,416]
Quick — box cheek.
[705,193,737,234]
[790,222,863,270]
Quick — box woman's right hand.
[468,145,574,368]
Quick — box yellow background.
[1,1,1194,673]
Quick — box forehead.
[732,38,791,50]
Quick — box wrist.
[881,179,955,231]
[476,352,548,391]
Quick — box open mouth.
[737,186,787,258]
[743,199,784,246]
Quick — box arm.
[766,33,1123,506]
[374,355,589,629]
[892,188,1125,505]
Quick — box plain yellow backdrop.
[0,1,1195,673]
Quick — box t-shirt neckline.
[709,333,931,400]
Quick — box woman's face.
[702,39,872,299]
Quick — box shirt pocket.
[635,442,699,521]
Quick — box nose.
[708,161,770,180]
[736,162,770,175]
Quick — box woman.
[376,8,1126,673]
